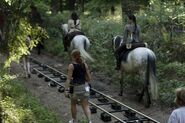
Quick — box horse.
[112,35,158,107]
[61,23,94,62]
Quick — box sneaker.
[89,121,92,123]
[69,119,77,123]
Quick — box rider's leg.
[63,35,68,52]
[115,44,126,70]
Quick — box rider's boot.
[115,59,120,70]
[64,46,67,52]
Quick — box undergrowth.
[0,72,63,123]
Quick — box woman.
[68,12,81,33]
[64,12,83,51]
[168,87,185,123]
[115,14,144,70]
[64,49,92,123]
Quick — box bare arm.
[84,63,91,82]
[64,64,73,90]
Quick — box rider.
[63,12,84,52]
[114,14,145,70]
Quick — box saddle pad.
[120,50,131,62]
[120,42,146,61]
[68,31,85,41]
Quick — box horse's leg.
[22,57,28,77]
[138,87,144,102]
[26,56,31,78]
[137,71,145,102]
[144,85,151,107]
[143,66,151,108]
[119,70,124,96]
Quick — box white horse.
[112,35,158,107]
[61,23,94,62]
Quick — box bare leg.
[81,98,91,122]
[71,99,77,122]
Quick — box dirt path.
[9,52,172,123]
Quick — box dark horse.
[112,35,158,107]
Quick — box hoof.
[28,74,31,78]
[145,104,150,108]
[118,93,122,96]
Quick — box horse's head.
[61,23,68,36]
[112,35,123,52]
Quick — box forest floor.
[9,51,172,123]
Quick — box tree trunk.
[51,0,60,14]
[121,0,127,27]
[59,0,63,12]
[78,0,85,12]
[68,0,76,11]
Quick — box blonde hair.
[71,49,83,64]
[175,87,185,106]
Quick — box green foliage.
[85,0,120,17]
[82,17,122,72]
[159,80,185,106]
[0,0,49,68]
[0,73,62,123]
[136,0,185,63]
[158,62,185,81]
[157,62,185,106]
[44,13,66,38]
[5,19,48,68]
[45,37,64,55]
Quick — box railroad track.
[29,57,160,123]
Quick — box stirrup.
[126,43,132,49]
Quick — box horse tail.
[147,53,158,100]
[79,38,94,62]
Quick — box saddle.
[120,42,146,61]
[67,31,85,42]
[63,31,85,51]
[64,31,85,46]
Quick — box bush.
[0,73,62,123]
[159,80,185,106]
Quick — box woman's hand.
[64,89,70,98]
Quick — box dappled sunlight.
[1,97,34,123]
[2,74,17,80]
[105,14,122,23]
[104,6,122,23]
[46,10,52,15]
[84,11,91,16]
[5,0,12,5]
